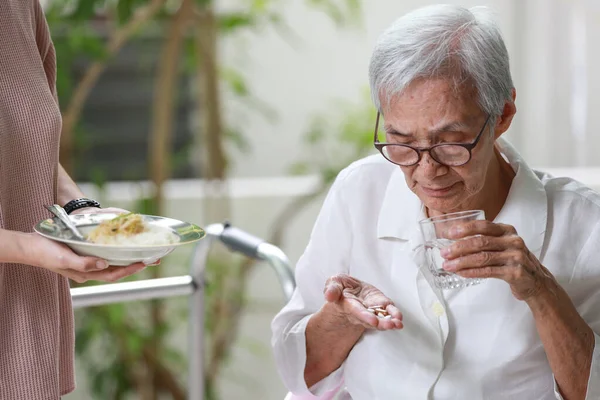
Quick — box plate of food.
[34,211,206,266]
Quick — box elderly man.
[271,4,600,400]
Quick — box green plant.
[47,0,364,399]
[271,87,377,246]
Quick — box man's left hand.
[440,220,554,301]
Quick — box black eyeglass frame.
[373,112,492,167]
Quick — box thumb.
[65,254,109,272]
[323,278,344,303]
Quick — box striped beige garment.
[0,0,75,398]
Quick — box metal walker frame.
[70,222,296,399]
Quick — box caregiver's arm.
[57,164,85,205]
[0,229,30,264]
[0,222,145,282]
[0,227,101,271]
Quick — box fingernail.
[443,259,457,271]
[440,247,450,257]
[96,260,109,269]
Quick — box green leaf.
[135,195,159,215]
[70,0,101,21]
[305,121,325,145]
[288,162,310,175]
[162,346,185,365]
[117,0,135,25]
[218,12,256,34]
[225,127,251,153]
[126,333,144,356]
[80,34,108,60]
[183,37,199,72]
[250,0,272,13]
[106,304,125,326]
[221,68,249,97]
[90,167,108,190]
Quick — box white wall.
[222,0,600,179]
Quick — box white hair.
[369,4,513,117]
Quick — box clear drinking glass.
[419,210,486,289]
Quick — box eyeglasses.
[373,112,491,167]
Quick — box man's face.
[381,78,496,214]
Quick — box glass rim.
[418,209,485,225]
[379,144,472,167]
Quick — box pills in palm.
[367,305,390,318]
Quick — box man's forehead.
[391,77,478,102]
[382,106,482,131]
[382,79,480,117]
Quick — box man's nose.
[417,152,447,179]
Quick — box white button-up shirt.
[271,139,600,400]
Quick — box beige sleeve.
[33,0,59,103]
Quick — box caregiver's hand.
[323,274,403,330]
[440,220,554,301]
[20,232,147,283]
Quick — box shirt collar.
[376,138,548,258]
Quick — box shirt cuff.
[553,331,600,399]
[278,314,346,397]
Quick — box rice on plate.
[87,213,179,246]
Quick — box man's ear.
[494,88,517,139]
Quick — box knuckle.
[476,236,490,249]
[325,275,343,288]
[511,265,526,281]
[330,273,349,284]
[474,252,492,266]
[465,221,478,233]
[450,241,462,252]
[511,236,526,249]
[481,267,494,278]
[483,251,494,265]
[75,260,94,272]
[511,251,526,265]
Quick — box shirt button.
[432,302,445,317]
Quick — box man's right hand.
[303,274,403,387]
[323,274,403,330]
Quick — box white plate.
[34,213,206,266]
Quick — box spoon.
[45,204,86,241]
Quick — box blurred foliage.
[46,0,366,399]
[267,88,376,247]
[290,87,377,184]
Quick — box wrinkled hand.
[25,232,147,283]
[323,274,403,330]
[440,220,553,301]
